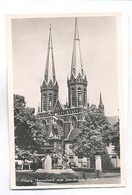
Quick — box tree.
[14,94,45,159]
[111,120,120,158]
[70,104,112,167]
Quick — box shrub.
[72,167,95,172]
[103,167,120,173]
[102,154,114,171]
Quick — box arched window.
[71,88,75,107]
[57,119,64,128]
[57,119,64,137]
[43,93,47,111]
[70,116,77,128]
[42,120,47,137]
[54,94,57,106]
[77,87,82,106]
[84,88,86,106]
[48,93,52,110]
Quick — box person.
[82,172,86,179]
[52,152,58,169]
[23,161,29,170]
[62,152,68,169]
[30,159,37,172]
[15,162,18,170]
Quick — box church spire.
[99,92,103,105]
[41,24,58,112]
[71,18,84,78]
[98,92,104,112]
[68,18,87,108]
[44,24,56,84]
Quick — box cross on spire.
[44,24,56,84]
[71,18,84,78]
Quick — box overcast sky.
[12,15,120,116]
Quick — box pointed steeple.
[71,18,84,78]
[99,92,103,105]
[44,24,56,84]
[40,25,59,113]
[98,92,104,112]
[67,18,87,108]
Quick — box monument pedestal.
[43,154,52,171]
[95,154,102,178]
[40,141,54,171]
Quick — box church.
[37,18,108,168]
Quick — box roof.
[107,116,119,125]
[66,128,81,142]
[44,25,56,84]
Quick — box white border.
[0,1,130,195]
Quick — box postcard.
[7,13,125,189]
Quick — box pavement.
[36,168,75,173]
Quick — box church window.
[84,88,86,106]
[42,120,47,137]
[48,93,52,110]
[57,120,64,137]
[77,87,82,106]
[70,116,77,128]
[54,94,57,106]
[43,93,47,111]
[71,88,75,107]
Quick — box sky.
[12,15,120,116]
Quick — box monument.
[44,154,52,171]
[95,150,102,178]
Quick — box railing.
[37,107,88,118]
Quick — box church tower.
[98,92,105,113]
[67,18,87,108]
[40,25,59,112]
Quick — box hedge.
[103,167,120,173]
[72,168,95,172]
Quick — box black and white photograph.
[7,14,125,189]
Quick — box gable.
[53,99,63,112]
[70,73,76,81]
[48,79,53,87]
[76,72,83,80]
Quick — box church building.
[37,18,104,168]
